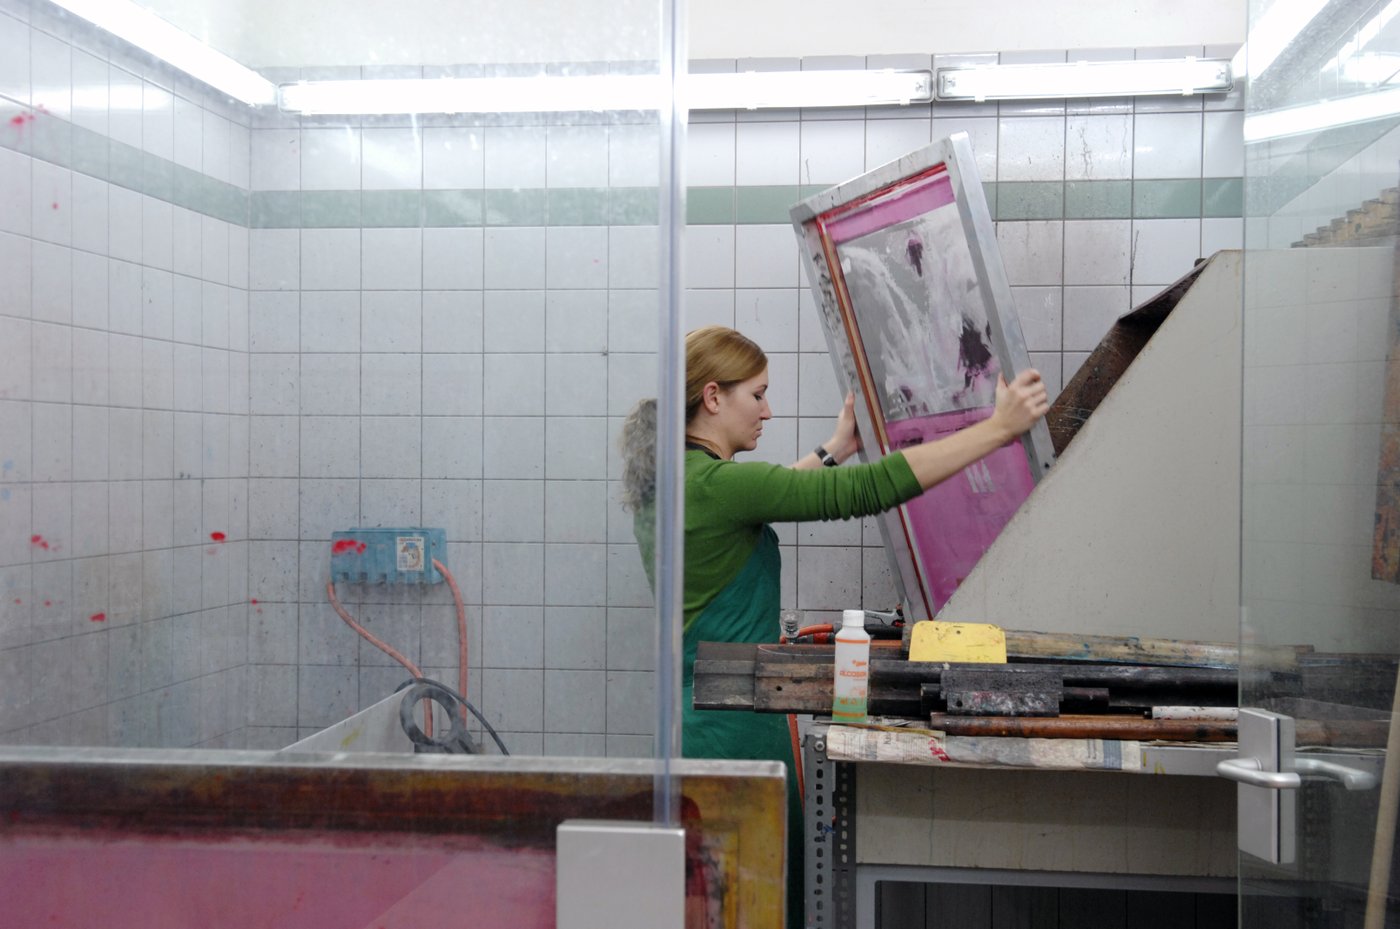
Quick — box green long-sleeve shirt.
[636,449,923,627]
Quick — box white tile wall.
[4,32,1274,757]
[1244,248,1400,651]
[0,9,252,748]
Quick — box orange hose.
[433,558,470,724]
[326,557,475,741]
[327,578,433,735]
[779,623,835,644]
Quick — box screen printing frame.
[791,132,1056,620]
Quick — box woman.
[620,325,1048,926]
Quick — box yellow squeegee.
[908,621,1007,663]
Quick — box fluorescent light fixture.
[687,69,932,110]
[48,0,276,106]
[278,69,933,115]
[1243,86,1400,142]
[281,75,661,116]
[936,58,1232,102]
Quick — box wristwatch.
[814,445,838,467]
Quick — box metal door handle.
[1294,757,1378,790]
[1217,757,1301,789]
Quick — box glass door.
[1242,0,1400,925]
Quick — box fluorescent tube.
[280,75,662,115]
[278,70,934,115]
[936,58,1233,102]
[1243,86,1400,142]
[686,69,933,110]
[47,0,276,106]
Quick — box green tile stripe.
[736,185,803,223]
[424,189,484,227]
[1065,180,1131,219]
[303,190,364,228]
[0,102,1247,228]
[254,178,1245,228]
[687,187,734,224]
[363,190,421,227]
[0,103,250,225]
[549,187,610,225]
[996,181,1063,220]
[610,187,659,225]
[1204,177,1244,218]
[1133,179,1202,219]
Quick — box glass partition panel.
[0,749,785,926]
[1243,0,1400,924]
[0,0,679,766]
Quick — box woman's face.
[717,368,772,455]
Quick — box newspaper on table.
[824,723,1144,773]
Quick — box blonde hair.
[684,326,767,424]
[617,327,768,511]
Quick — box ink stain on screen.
[906,235,924,276]
[957,318,994,390]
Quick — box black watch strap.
[815,445,838,467]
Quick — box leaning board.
[791,132,1055,619]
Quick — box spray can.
[831,609,871,723]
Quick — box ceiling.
[127,0,1246,69]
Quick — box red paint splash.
[210,531,226,542]
[30,534,49,550]
[43,600,51,607]
[250,598,258,604]
[51,202,58,210]
[332,539,367,555]
[89,612,106,622]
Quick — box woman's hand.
[900,369,1049,491]
[990,369,1050,440]
[825,391,861,463]
[792,391,862,469]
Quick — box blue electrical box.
[330,528,448,585]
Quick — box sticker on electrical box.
[396,536,425,572]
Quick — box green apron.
[680,525,804,929]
